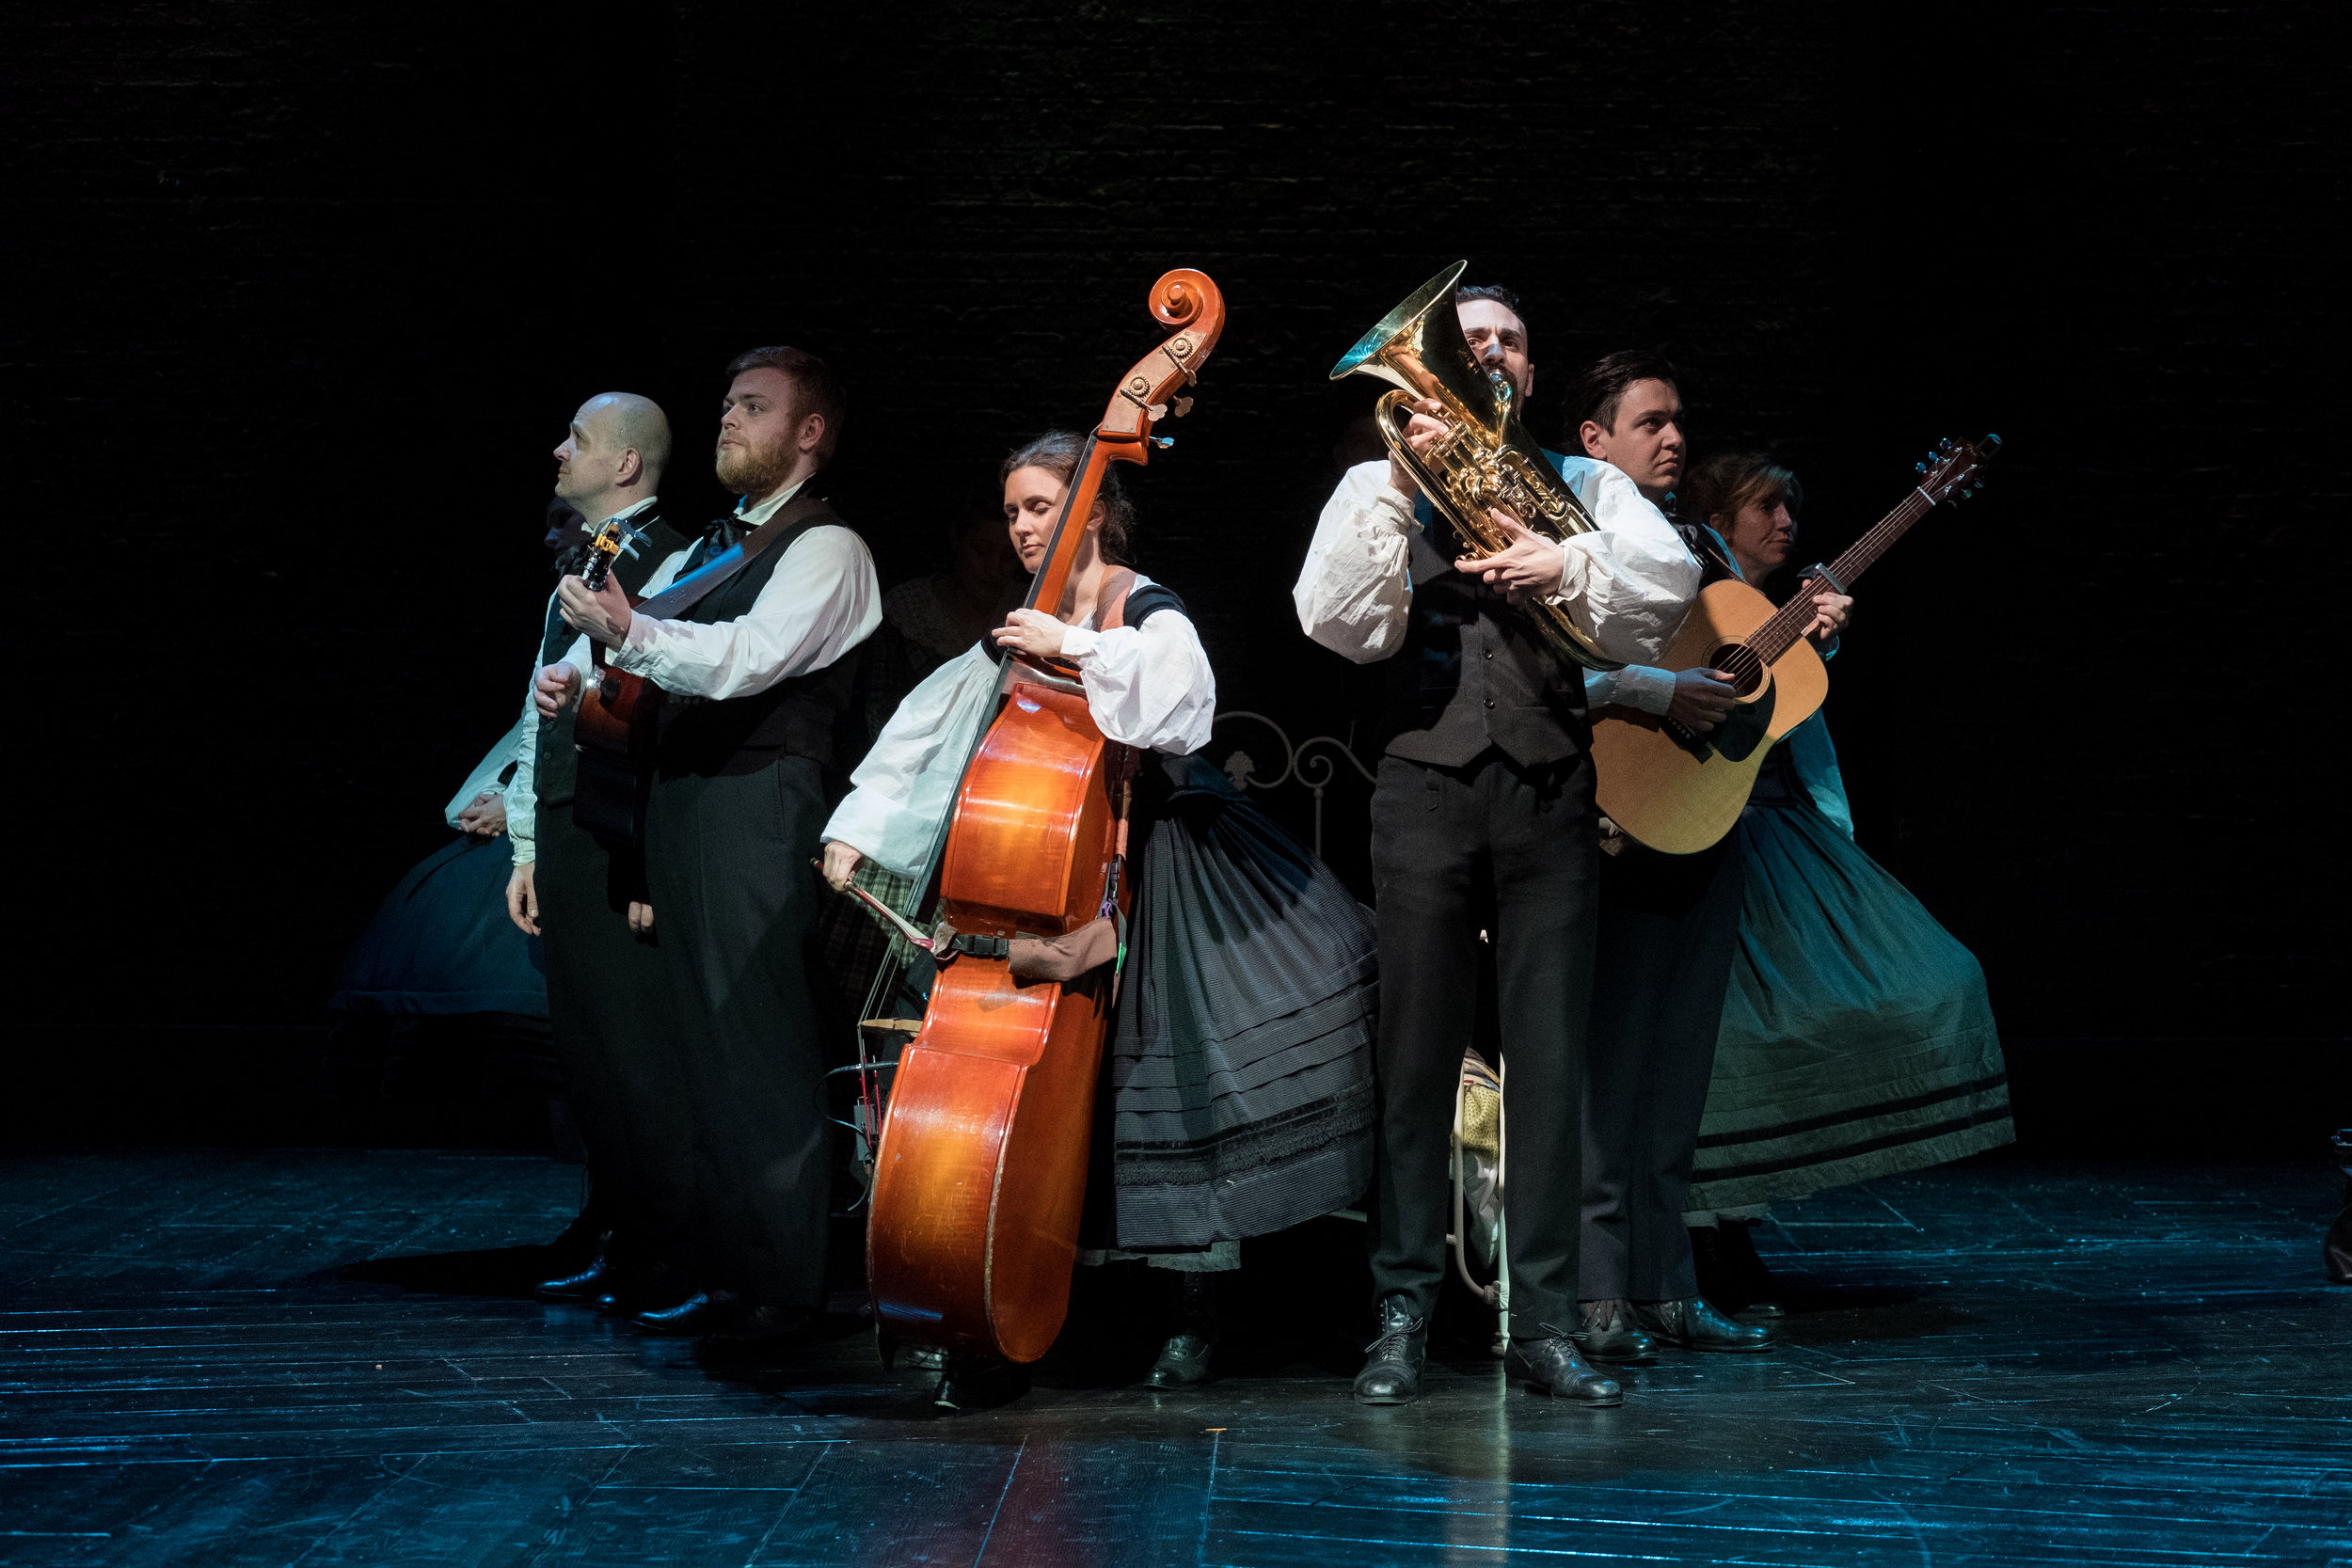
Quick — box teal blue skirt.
[1685,799,2012,1212]
[329,833,548,1018]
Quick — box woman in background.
[1680,452,2013,1310]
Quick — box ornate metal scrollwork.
[1210,711,1375,861]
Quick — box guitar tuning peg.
[1915,462,1927,473]
[1152,435,1174,449]
[1172,395,1194,418]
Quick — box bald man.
[506,391,700,1311]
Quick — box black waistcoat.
[1378,506,1590,771]
[656,508,869,778]
[533,511,692,812]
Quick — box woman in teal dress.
[1678,454,2013,1307]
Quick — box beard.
[714,431,795,496]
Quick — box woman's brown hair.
[999,431,1138,566]
[1684,451,1803,534]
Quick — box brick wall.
[7,3,2335,1064]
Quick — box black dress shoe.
[1352,1296,1428,1405]
[534,1232,618,1304]
[1573,1298,1658,1366]
[631,1289,741,1336]
[1505,1333,1623,1406]
[1145,1271,1218,1387]
[1145,1332,1214,1388]
[934,1353,1021,1412]
[1633,1296,1774,1353]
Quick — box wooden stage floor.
[1,1149,2344,1565]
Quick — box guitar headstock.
[580,515,647,592]
[1915,434,2001,505]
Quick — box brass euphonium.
[1330,260,1624,672]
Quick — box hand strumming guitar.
[991,607,1071,661]
[533,662,582,720]
[1667,668,1739,733]
[1798,578,1853,645]
[557,572,635,647]
[1454,512,1565,604]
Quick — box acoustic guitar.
[1590,435,1998,854]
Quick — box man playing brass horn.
[1295,277,1701,1406]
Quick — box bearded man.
[550,346,880,1345]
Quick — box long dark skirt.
[1089,753,1379,1251]
[330,832,547,1017]
[1685,797,2012,1212]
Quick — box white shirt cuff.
[1369,484,1415,530]
[1617,664,1677,716]
[609,613,660,673]
[1058,625,1097,659]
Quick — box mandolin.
[1590,435,1998,854]
[864,269,1225,1370]
[567,492,834,840]
[569,517,660,842]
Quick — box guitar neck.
[1753,486,1937,662]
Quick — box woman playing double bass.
[820,433,1380,1387]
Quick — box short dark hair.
[1562,350,1681,443]
[1686,451,1804,532]
[1000,431,1138,566]
[1455,283,1529,353]
[723,344,848,465]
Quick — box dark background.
[7,2,2341,1151]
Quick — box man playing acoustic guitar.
[1565,354,1850,1370]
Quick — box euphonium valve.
[1330,261,1625,672]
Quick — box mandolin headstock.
[1916,434,2001,505]
[580,515,647,592]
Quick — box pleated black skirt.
[1095,752,1379,1250]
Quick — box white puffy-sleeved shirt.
[1293,457,1700,717]
[821,576,1216,878]
[606,478,882,704]
[508,496,690,866]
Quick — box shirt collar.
[731,477,808,528]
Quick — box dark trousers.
[644,752,834,1310]
[1367,748,1598,1338]
[535,804,695,1268]
[1581,836,1746,1302]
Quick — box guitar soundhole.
[1709,643,1765,696]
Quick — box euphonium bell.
[1330,260,1624,672]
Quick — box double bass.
[865,269,1226,1366]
